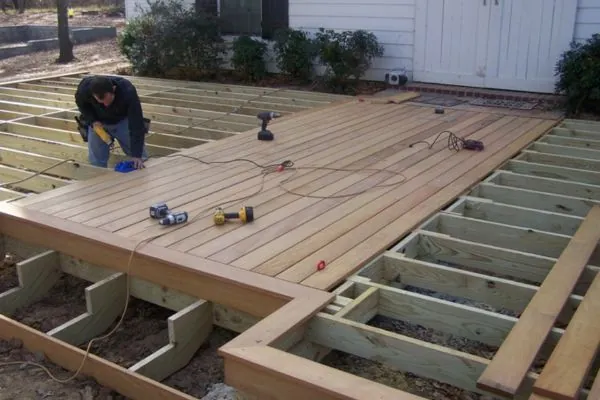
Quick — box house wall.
[123,0,600,84]
[124,0,416,82]
[288,0,415,81]
[574,0,600,42]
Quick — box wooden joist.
[0,73,345,203]
[476,205,600,397]
[532,271,600,399]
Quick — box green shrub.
[272,28,318,82]
[555,33,600,116]
[118,0,226,77]
[314,28,384,93]
[231,35,268,81]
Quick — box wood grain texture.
[477,205,600,397]
[12,101,558,292]
[532,269,600,399]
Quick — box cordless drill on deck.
[213,206,254,225]
[257,111,281,141]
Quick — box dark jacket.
[75,76,147,158]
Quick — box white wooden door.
[413,0,491,88]
[413,0,578,93]
[483,0,577,93]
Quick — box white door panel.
[413,0,578,93]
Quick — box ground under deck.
[10,99,559,291]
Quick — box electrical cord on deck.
[0,158,79,190]
[0,153,407,383]
[409,130,483,152]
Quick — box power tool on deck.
[462,139,485,151]
[150,202,170,219]
[213,206,254,225]
[257,111,281,141]
[159,211,189,226]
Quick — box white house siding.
[124,0,600,88]
[123,0,416,82]
[574,0,600,42]
[289,0,415,81]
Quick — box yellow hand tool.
[92,124,113,145]
[213,206,254,225]
[75,116,112,145]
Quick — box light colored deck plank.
[15,101,558,292]
[299,118,556,290]
[125,107,456,243]
[59,103,426,225]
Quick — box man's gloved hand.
[131,157,145,169]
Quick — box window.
[196,0,288,39]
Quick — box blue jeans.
[88,118,148,168]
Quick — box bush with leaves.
[118,0,226,77]
[314,28,384,93]
[555,33,600,116]
[272,28,318,82]
[230,35,268,81]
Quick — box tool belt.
[74,115,151,143]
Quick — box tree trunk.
[56,0,74,63]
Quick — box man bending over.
[75,75,148,169]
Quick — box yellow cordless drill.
[213,206,254,225]
[75,116,112,144]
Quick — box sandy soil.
[0,11,127,83]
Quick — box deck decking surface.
[12,99,559,290]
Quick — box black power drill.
[257,111,281,141]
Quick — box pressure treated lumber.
[46,273,128,346]
[0,250,61,315]
[0,73,345,202]
[0,315,199,400]
[477,205,600,397]
[223,345,428,400]
[532,269,600,400]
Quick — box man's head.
[90,76,116,107]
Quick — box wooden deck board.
[13,101,559,290]
[477,205,600,397]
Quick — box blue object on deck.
[114,160,136,173]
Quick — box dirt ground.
[0,10,127,83]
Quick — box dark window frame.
[196,0,288,39]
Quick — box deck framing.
[0,72,347,200]
[5,74,600,400]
